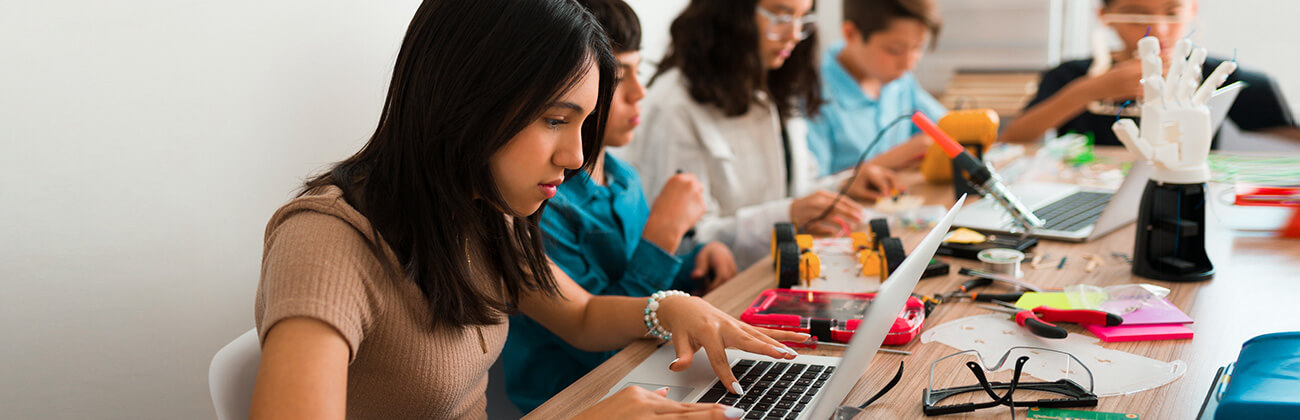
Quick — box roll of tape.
[978,248,1025,278]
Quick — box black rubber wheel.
[869,218,891,245]
[772,222,796,268]
[881,237,906,278]
[777,242,800,288]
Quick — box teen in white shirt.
[620,0,903,266]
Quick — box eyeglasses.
[1100,13,1192,26]
[923,346,1098,416]
[756,6,817,42]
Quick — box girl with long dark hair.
[621,0,906,267]
[250,1,800,418]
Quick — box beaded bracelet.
[643,290,688,341]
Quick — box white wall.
[626,0,690,75]
[1195,1,1300,118]
[1,1,420,418]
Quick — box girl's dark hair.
[303,0,618,328]
[843,0,942,48]
[653,0,822,120]
[578,0,642,54]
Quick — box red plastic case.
[739,288,925,345]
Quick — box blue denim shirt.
[808,41,948,175]
[503,153,701,412]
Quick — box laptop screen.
[805,195,966,419]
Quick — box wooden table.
[529,150,1300,419]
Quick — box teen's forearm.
[1261,126,1300,141]
[560,295,653,352]
[869,134,929,169]
[641,219,684,254]
[519,262,662,351]
[1001,82,1095,144]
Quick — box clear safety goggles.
[923,346,1098,416]
[756,6,817,42]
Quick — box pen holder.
[1132,180,1214,282]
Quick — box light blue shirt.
[503,154,702,413]
[807,42,948,175]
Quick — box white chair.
[209,328,260,420]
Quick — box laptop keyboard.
[695,359,834,420]
[1031,191,1113,232]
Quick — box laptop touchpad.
[624,382,696,402]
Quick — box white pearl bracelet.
[643,290,688,341]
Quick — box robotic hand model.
[1112,36,1237,184]
[1110,36,1236,282]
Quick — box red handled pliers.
[982,300,1123,339]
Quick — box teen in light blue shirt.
[807,0,947,175]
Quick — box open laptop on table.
[953,160,1152,242]
[604,196,966,420]
[952,82,1243,242]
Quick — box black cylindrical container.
[1132,180,1214,282]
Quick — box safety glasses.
[756,6,816,42]
[923,346,1098,416]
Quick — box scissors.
[980,300,1123,339]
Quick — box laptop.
[604,196,967,420]
[953,160,1151,242]
[953,80,1244,242]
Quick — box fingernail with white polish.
[773,345,789,355]
[730,381,744,394]
[668,358,679,369]
[722,405,745,419]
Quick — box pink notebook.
[1086,323,1194,342]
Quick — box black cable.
[798,114,913,233]
[856,361,905,409]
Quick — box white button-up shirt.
[616,69,847,267]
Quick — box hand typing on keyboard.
[656,295,809,396]
[575,385,747,419]
[697,360,835,419]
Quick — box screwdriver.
[936,277,995,301]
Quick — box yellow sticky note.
[1015,292,1072,310]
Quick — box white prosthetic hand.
[1111,37,1237,184]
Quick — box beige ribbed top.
[255,186,506,419]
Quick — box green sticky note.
[1026,407,1138,419]
[1015,292,1073,310]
